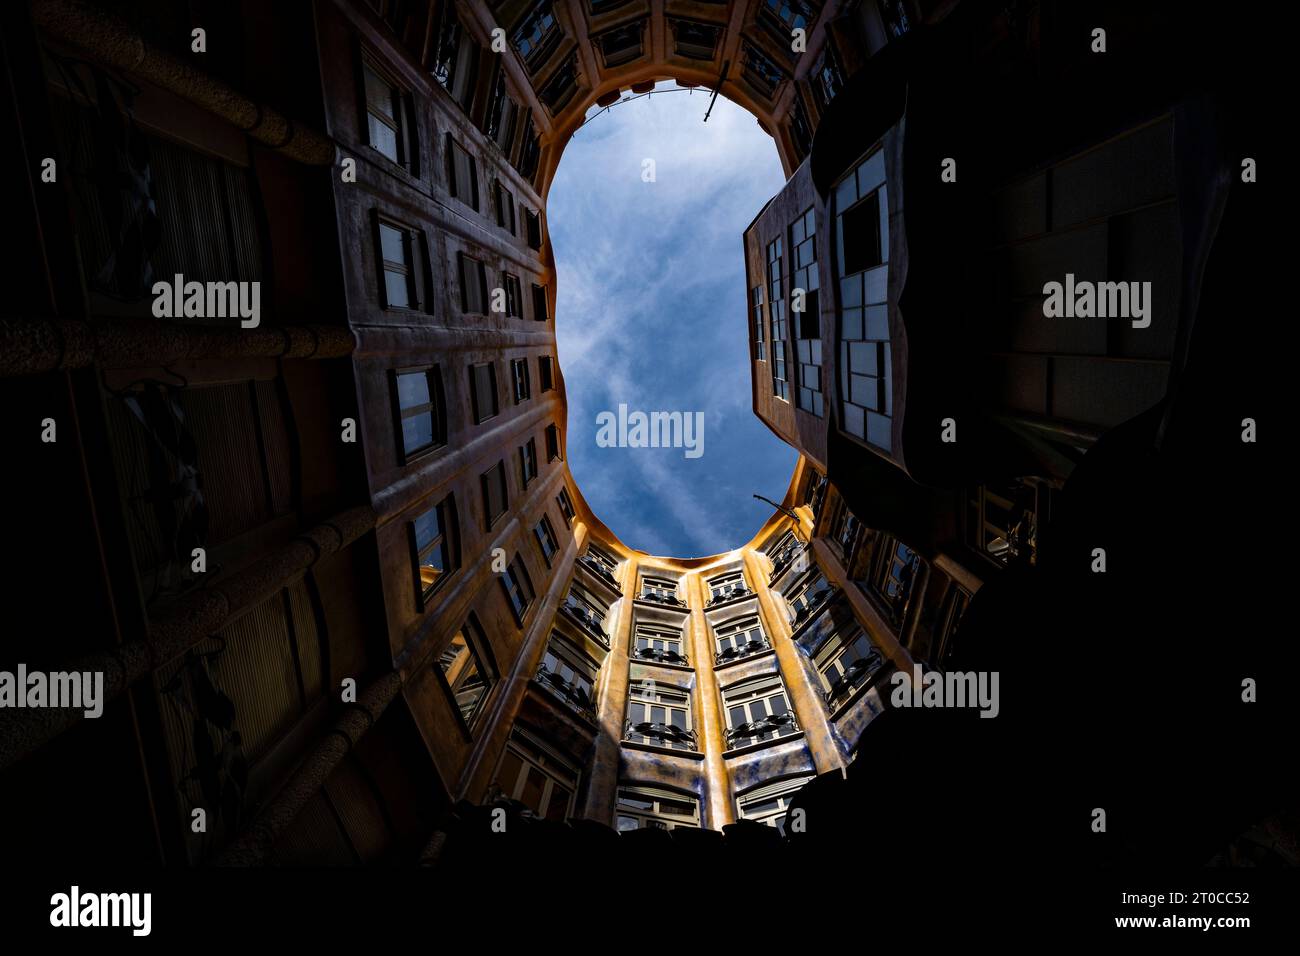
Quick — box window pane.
[396,370,429,410]
[413,506,441,551]
[385,269,410,308]
[369,116,399,162]
[402,413,433,453]
[379,223,406,264]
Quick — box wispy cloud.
[551,84,797,557]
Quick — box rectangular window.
[539,355,554,391]
[625,680,695,751]
[485,70,519,154]
[469,362,498,423]
[836,148,891,451]
[412,494,459,601]
[814,625,886,709]
[503,272,523,317]
[714,615,768,665]
[616,784,700,831]
[460,252,488,314]
[742,42,784,98]
[737,776,814,834]
[393,365,445,460]
[640,575,680,603]
[722,674,799,749]
[786,569,831,625]
[438,614,496,731]
[536,633,598,717]
[512,1,562,70]
[520,437,539,486]
[525,209,543,250]
[377,219,418,309]
[511,357,531,403]
[494,181,516,234]
[767,236,788,401]
[432,9,478,111]
[811,42,843,112]
[534,515,559,566]
[517,116,541,181]
[363,59,409,167]
[563,580,610,641]
[557,487,576,526]
[632,624,688,666]
[501,553,536,622]
[751,285,766,361]
[545,423,561,461]
[869,535,921,626]
[596,21,645,68]
[670,19,721,61]
[790,205,823,416]
[446,134,479,210]
[481,460,508,528]
[531,283,549,322]
[494,731,577,821]
[707,570,748,603]
[538,57,577,113]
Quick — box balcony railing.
[623,719,697,752]
[639,590,687,608]
[534,662,597,720]
[706,586,751,607]
[725,711,800,749]
[714,637,771,666]
[578,555,619,589]
[770,545,803,577]
[631,646,690,667]
[791,586,833,625]
[560,598,610,648]
[825,649,886,709]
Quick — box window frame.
[435,613,497,734]
[390,364,446,463]
[469,361,499,423]
[481,459,509,530]
[410,493,459,606]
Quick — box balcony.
[624,720,697,752]
[770,545,804,578]
[639,590,687,609]
[560,598,610,648]
[706,586,752,607]
[578,554,619,589]
[725,711,800,749]
[791,586,834,625]
[631,646,690,667]
[533,662,597,721]
[714,637,771,667]
[825,649,886,709]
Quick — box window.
[362,59,409,167]
[880,0,912,38]
[869,535,921,626]
[502,272,523,317]
[531,283,549,322]
[737,776,814,834]
[520,437,539,486]
[494,731,577,821]
[481,460,508,528]
[538,58,577,113]
[836,148,891,451]
[485,70,519,154]
[512,1,562,70]
[460,253,488,314]
[584,544,618,575]
[670,19,721,60]
[814,626,886,709]
[432,8,478,111]
[617,784,700,831]
[751,285,766,361]
[446,134,479,210]
[625,680,694,751]
[966,480,1044,567]
[517,116,541,181]
[790,206,823,416]
[722,674,799,749]
[640,576,679,603]
[786,570,831,624]
[539,355,554,391]
[597,21,645,68]
[632,623,688,666]
[789,96,812,161]
[763,0,817,33]
[742,43,784,98]
[377,219,418,309]
[511,357,531,403]
[557,487,575,526]
[563,580,610,641]
[534,514,559,566]
[707,570,747,603]
[767,237,789,401]
[494,180,516,234]
[501,553,536,622]
[545,423,561,461]
[536,633,598,717]
[811,42,843,112]
[469,362,498,423]
[392,365,445,459]
[525,209,543,250]
[412,494,459,601]
[437,614,496,730]
[715,615,768,665]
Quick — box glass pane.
[396,370,430,410]
[364,66,395,118]
[368,115,399,162]
[520,767,546,812]
[413,506,441,551]
[379,223,406,264]
[401,413,433,453]
[385,269,410,308]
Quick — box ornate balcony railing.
[725,711,800,749]
[560,598,610,648]
[770,545,803,578]
[714,637,771,666]
[623,719,697,752]
[534,663,597,720]
[639,590,687,608]
[706,586,751,607]
[791,586,833,625]
[825,649,886,708]
[631,646,690,666]
[578,555,618,588]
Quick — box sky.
[550,82,797,559]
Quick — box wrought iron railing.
[725,711,800,749]
[578,555,618,588]
[632,646,690,666]
[560,598,610,647]
[714,637,771,666]
[791,586,833,625]
[623,719,697,751]
[534,662,597,720]
[706,586,751,607]
[639,590,687,608]
[825,650,886,708]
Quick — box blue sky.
[550,83,797,559]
